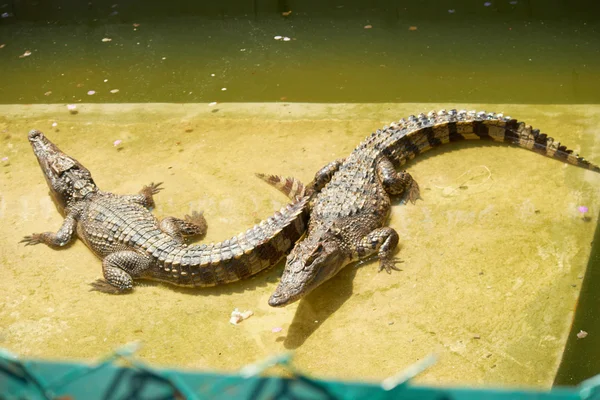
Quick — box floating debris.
[364,25,372,29]
[208,102,217,106]
[272,327,283,333]
[509,0,518,3]
[484,1,492,6]
[282,37,291,41]
[1,156,9,162]
[113,139,122,147]
[0,44,5,49]
[87,90,96,95]
[408,26,418,31]
[104,79,108,82]
[229,308,253,325]
[577,330,588,339]
[210,73,215,77]
[133,23,140,27]
[67,104,78,114]
[101,38,112,42]
[240,48,246,51]
[110,89,119,94]
[51,122,58,127]
[1,12,11,18]
[448,9,456,13]
[281,10,292,16]
[274,35,283,40]
[19,50,32,58]
[221,87,227,91]
[44,91,52,96]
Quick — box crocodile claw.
[20,234,43,246]
[89,279,130,294]
[146,182,164,195]
[378,258,404,274]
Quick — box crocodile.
[267,109,600,307]
[21,130,309,293]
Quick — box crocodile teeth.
[437,109,447,116]
[427,111,435,118]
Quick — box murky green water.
[0,2,599,104]
[0,0,599,389]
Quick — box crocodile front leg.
[90,250,153,294]
[308,158,345,194]
[376,157,420,203]
[20,212,78,247]
[356,227,403,273]
[120,182,163,209]
[159,211,207,244]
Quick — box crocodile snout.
[28,130,44,141]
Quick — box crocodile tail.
[158,195,309,287]
[377,110,600,173]
[255,173,307,200]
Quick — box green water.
[0,0,599,104]
[1,0,600,389]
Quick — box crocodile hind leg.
[355,227,403,273]
[376,157,420,204]
[90,251,152,294]
[159,211,207,244]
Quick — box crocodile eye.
[305,244,324,265]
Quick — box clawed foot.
[408,180,421,204]
[89,279,131,294]
[145,182,163,196]
[378,258,404,274]
[20,234,43,246]
[185,210,205,225]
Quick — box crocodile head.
[268,228,349,307]
[28,130,97,212]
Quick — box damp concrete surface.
[1,103,599,388]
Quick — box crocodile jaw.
[268,235,347,307]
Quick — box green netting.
[1,344,598,400]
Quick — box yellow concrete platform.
[1,103,599,387]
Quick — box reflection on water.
[0,103,599,387]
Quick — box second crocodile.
[268,109,600,307]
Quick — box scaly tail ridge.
[367,109,600,173]
[255,173,307,200]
